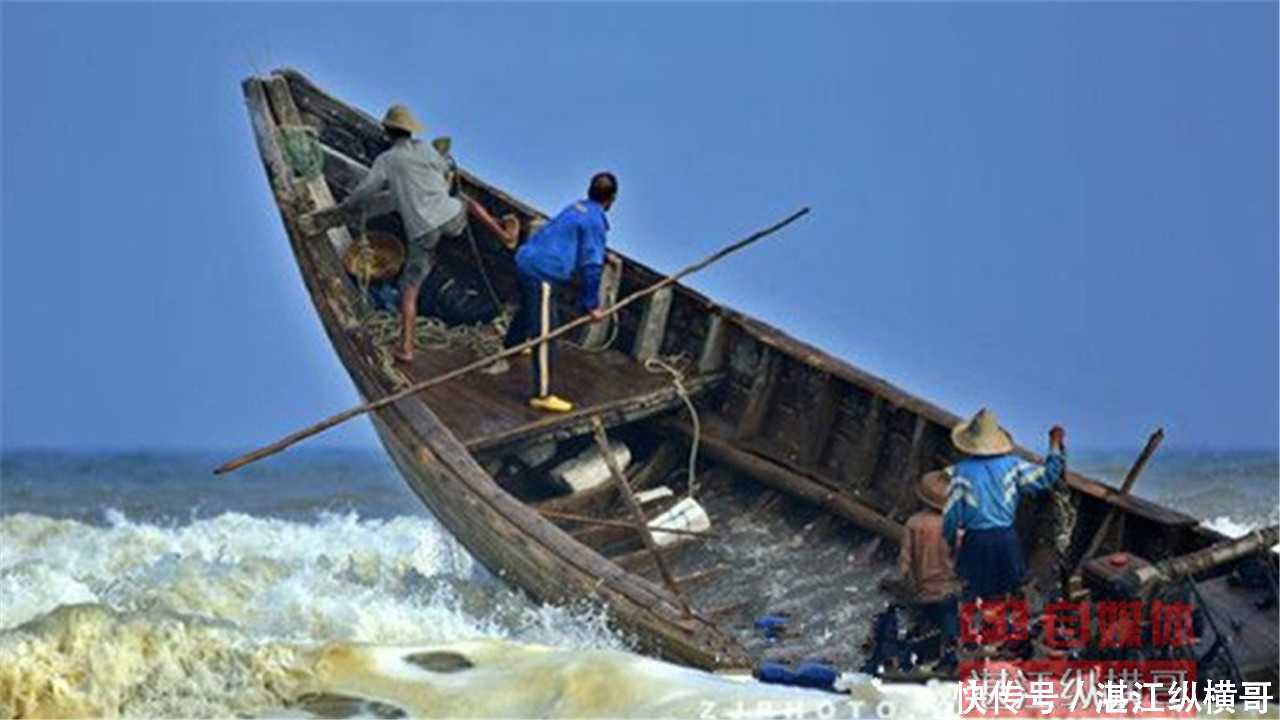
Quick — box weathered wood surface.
[263,77,357,255]
[666,417,905,544]
[389,331,725,454]
[698,314,728,374]
[733,348,778,441]
[633,287,674,362]
[244,75,747,671]
[1194,574,1280,679]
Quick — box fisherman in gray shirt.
[340,103,515,364]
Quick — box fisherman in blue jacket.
[941,408,1067,600]
[504,172,617,413]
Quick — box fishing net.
[280,125,324,181]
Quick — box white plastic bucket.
[647,497,711,547]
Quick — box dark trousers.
[915,597,960,644]
[956,526,1026,601]
[504,273,560,399]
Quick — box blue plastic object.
[756,660,839,691]
[753,613,790,640]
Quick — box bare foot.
[393,347,415,364]
[499,214,522,249]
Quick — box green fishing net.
[281,126,323,181]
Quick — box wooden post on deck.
[1074,428,1165,572]
[591,417,694,618]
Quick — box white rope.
[644,355,702,499]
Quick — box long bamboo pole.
[214,207,810,475]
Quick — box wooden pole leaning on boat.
[1072,427,1165,573]
[591,417,694,619]
[214,207,811,475]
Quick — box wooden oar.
[214,207,811,475]
[1072,427,1165,572]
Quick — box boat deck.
[401,339,715,453]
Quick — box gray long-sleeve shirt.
[343,138,464,240]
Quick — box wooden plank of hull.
[798,373,841,469]
[667,418,905,544]
[263,76,357,255]
[612,537,694,576]
[698,314,728,374]
[465,372,723,454]
[720,310,1204,535]
[633,287,674,363]
[733,348,778,442]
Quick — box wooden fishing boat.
[241,69,1278,684]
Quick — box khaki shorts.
[401,209,468,290]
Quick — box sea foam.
[0,511,956,718]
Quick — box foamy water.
[0,448,1273,718]
[0,510,953,718]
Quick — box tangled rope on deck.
[363,309,511,388]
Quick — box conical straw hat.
[382,104,424,135]
[916,470,950,512]
[951,408,1015,456]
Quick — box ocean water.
[0,447,1275,718]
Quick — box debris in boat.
[756,659,840,692]
[549,440,632,493]
[753,613,791,642]
[648,497,711,546]
[515,439,558,469]
[634,485,674,505]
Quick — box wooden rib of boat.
[242,69,1278,681]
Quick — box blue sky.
[1,2,1276,451]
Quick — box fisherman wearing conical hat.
[894,470,963,659]
[503,173,618,413]
[339,103,517,364]
[941,408,1066,600]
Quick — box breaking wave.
[0,511,951,718]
